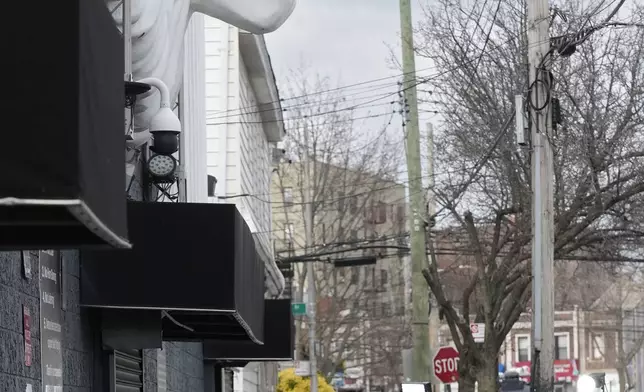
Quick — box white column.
[180,13,208,203]
[572,306,579,360]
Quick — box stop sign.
[433,346,460,383]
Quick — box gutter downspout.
[181,12,207,203]
[217,22,232,198]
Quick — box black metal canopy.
[0,0,129,250]
[81,201,265,344]
[204,299,294,365]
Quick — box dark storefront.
[0,2,293,392]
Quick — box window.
[591,332,605,360]
[397,205,405,222]
[337,192,345,211]
[554,333,569,360]
[377,202,387,224]
[350,268,359,284]
[350,229,358,241]
[367,266,375,288]
[380,269,388,286]
[283,187,293,206]
[349,196,358,214]
[381,301,389,317]
[516,335,530,362]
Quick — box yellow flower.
[278,369,334,392]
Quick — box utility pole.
[527,0,555,389]
[302,125,318,392]
[399,0,431,383]
[426,123,439,389]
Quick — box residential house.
[271,162,409,391]
[586,274,644,391]
[201,14,289,392]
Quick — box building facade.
[0,3,292,392]
[201,13,287,392]
[271,162,409,391]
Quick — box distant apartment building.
[271,161,410,391]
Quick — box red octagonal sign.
[433,346,459,383]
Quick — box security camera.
[134,77,182,155]
[149,107,181,155]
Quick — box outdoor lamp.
[147,154,178,181]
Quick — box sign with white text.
[470,323,485,343]
[40,250,63,392]
[433,346,459,383]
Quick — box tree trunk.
[617,363,627,392]
[457,351,478,392]
[476,357,499,392]
[458,375,477,392]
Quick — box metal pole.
[123,0,132,81]
[426,123,440,390]
[527,0,555,388]
[123,0,133,136]
[302,125,318,392]
[399,0,430,383]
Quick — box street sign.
[294,360,311,376]
[433,346,460,383]
[470,323,485,343]
[292,303,306,315]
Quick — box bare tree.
[271,68,410,386]
[585,263,644,392]
[413,0,644,390]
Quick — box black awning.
[203,299,294,362]
[1,0,128,250]
[81,201,265,344]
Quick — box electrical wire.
[206,36,559,123]
[220,164,483,203]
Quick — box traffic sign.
[470,323,485,343]
[433,346,460,383]
[292,303,307,316]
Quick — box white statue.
[107,0,296,131]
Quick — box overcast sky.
[266,1,434,97]
[264,0,437,182]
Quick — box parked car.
[500,371,528,391]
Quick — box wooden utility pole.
[527,0,555,388]
[426,123,439,388]
[399,0,431,383]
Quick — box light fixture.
[147,154,177,183]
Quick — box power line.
[206,36,558,121]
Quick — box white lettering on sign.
[41,266,58,283]
[47,338,61,351]
[45,365,62,378]
[43,318,61,333]
[434,357,460,374]
[42,292,55,307]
